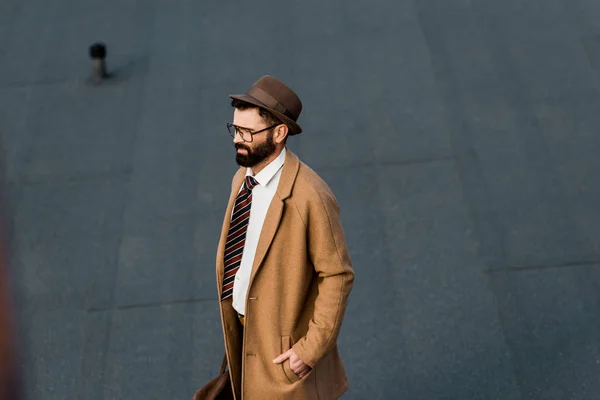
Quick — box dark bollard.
[89,43,108,83]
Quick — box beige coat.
[216,150,355,400]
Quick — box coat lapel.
[248,149,300,286]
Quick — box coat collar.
[275,148,300,201]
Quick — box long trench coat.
[216,150,355,400]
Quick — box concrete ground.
[1,0,600,399]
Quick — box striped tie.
[221,176,259,301]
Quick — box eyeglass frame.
[227,122,280,143]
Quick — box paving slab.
[2,0,600,399]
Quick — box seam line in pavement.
[486,259,600,273]
[9,167,133,186]
[315,154,455,171]
[87,297,217,312]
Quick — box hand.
[272,349,312,378]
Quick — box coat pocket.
[281,335,301,384]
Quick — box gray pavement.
[1,0,600,399]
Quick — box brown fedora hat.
[229,75,303,135]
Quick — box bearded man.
[215,75,355,400]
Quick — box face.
[232,108,277,168]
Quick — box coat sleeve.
[292,186,355,368]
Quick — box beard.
[235,130,276,167]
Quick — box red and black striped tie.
[221,176,259,301]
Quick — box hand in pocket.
[273,348,311,378]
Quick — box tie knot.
[245,176,258,191]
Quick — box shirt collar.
[246,147,286,187]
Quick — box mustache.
[235,143,251,151]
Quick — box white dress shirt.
[232,147,286,315]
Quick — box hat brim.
[229,93,302,135]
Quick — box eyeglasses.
[227,122,279,143]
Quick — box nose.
[232,127,242,142]
[233,131,244,145]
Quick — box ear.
[274,124,289,144]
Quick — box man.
[215,75,354,399]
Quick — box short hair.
[231,99,283,128]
